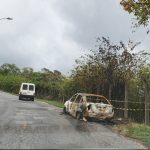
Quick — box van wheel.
[76,112,83,120]
[19,95,22,100]
[31,98,34,101]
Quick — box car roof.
[77,93,108,99]
[22,83,35,85]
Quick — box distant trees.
[21,67,33,75]
[0,63,65,100]
[0,63,20,75]
[30,68,64,99]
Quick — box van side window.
[23,84,28,90]
[29,85,34,91]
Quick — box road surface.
[0,91,146,149]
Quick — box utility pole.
[144,81,149,125]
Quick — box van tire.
[31,97,34,101]
[19,95,22,100]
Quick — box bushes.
[0,74,27,94]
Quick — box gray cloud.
[0,0,149,75]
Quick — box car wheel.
[31,97,34,101]
[86,116,92,122]
[105,117,113,122]
[63,107,67,113]
[76,112,83,120]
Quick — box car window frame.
[70,94,78,102]
[74,95,82,103]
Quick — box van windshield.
[23,84,28,90]
[29,85,34,91]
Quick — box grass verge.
[117,123,150,148]
[37,99,64,108]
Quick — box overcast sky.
[0,0,149,75]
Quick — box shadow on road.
[19,98,33,101]
[61,112,118,133]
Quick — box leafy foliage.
[72,37,147,101]
[120,0,150,28]
[0,64,65,101]
[0,63,20,75]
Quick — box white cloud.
[0,0,149,75]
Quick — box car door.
[70,94,82,117]
[69,94,78,115]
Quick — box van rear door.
[28,84,35,96]
[21,83,35,96]
[21,84,28,95]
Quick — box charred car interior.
[64,93,114,121]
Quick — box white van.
[19,83,35,101]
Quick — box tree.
[89,37,120,99]
[138,65,150,124]
[72,63,102,94]
[118,40,146,118]
[120,0,150,28]
[41,68,50,74]
[21,67,33,78]
[72,37,149,119]
[0,63,20,75]
[72,37,121,99]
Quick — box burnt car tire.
[76,112,83,120]
[63,107,67,113]
[86,117,94,122]
[105,117,114,122]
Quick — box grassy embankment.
[37,99,64,108]
[117,123,150,148]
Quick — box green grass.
[37,99,64,108]
[119,123,150,148]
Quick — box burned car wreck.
[63,93,114,121]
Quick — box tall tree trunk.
[124,81,128,119]
[144,81,149,125]
[109,84,112,100]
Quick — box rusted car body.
[64,93,114,120]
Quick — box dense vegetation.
[0,37,149,101]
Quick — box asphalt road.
[0,91,146,149]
